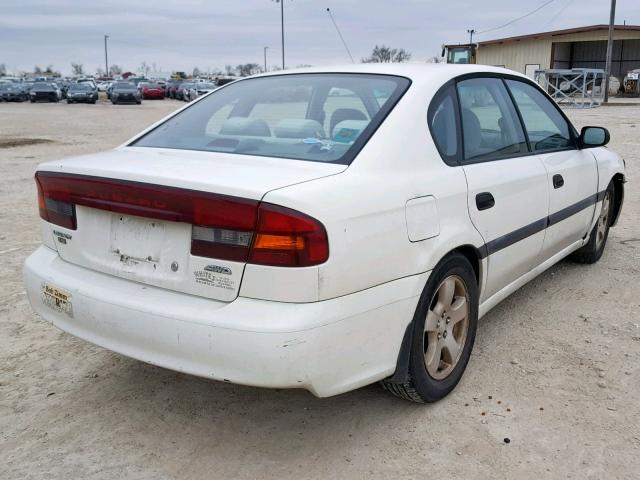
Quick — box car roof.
[250,63,528,84]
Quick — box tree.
[34,65,42,74]
[139,61,151,77]
[95,67,105,77]
[71,62,84,76]
[0,63,6,76]
[192,67,201,78]
[426,55,443,64]
[224,65,234,76]
[45,65,55,74]
[235,63,261,77]
[109,64,122,76]
[362,45,412,63]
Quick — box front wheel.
[382,252,478,403]
[569,183,614,264]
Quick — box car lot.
[0,98,638,479]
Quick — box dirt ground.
[1,96,638,480]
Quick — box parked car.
[140,82,165,99]
[66,83,98,104]
[77,78,97,91]
[96,81,111,92]
[175,81,193,101]
[110,82,141,104]
[187,82,216,100]
[29,82,60,102]
[165,79,182,98]
[23,65,625,402]
[215,77,237,87]
[0,82,28,102]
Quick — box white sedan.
[24,64,625,402]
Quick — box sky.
[1,0,639,76]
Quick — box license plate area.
[42,283,73,317]
[110,214,165,267]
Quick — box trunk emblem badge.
[171,261,179,272]
[204,264,232,275]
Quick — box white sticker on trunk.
[194,265,236,291]
[41,283,73,317]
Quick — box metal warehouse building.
[477,24,640,80]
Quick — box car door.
[505,79,598,260]
[456,76,550,302]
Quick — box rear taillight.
[35,172,329,267]
[249,204,329,267]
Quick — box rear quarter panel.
[256,78,485,301]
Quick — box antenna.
[326,7,355,63]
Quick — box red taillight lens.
[249,203,329,267]
[34,171,258,233]
[36,174,77,229]
[34,172,329,267]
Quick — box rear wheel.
[382,253,478,402]
[570,182,614,264]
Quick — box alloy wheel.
[596,190,611,250]
[424,275,470,380]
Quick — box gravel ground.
[0,97,638,480]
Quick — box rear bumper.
[24,246,425,397]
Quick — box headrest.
[219,117,271,137]
[274,119,325,139]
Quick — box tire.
[569,182,614,264]
[382,252,478,403]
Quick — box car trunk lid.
[37,147,345,301]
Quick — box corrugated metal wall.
[477,29,640,77]
[562,40,640,77]
[477,39,552,73]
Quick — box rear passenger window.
[428,84,459,164]
[457,78,528,162]
[505,80,574,152]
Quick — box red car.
[140,82,164,99]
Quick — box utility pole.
[280,0,285,69]
[604,0,616,103]
[264,46,269,73]
[467,29,476,44]
[104,35,109,77]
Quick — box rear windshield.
[69,83,91,91]
[132,73,410,164]
[32,83,54,91]
[115,83,136,91]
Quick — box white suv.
[24,65,625,402]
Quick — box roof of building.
[478,24,640,46]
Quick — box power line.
[543,0,574,30]
[477,0,557,35]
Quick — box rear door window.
[505,79,575,152]
[456,77,528,162]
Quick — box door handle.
[476,192,495,211]
[553,174,564,189]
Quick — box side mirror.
[580,126,610,148]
